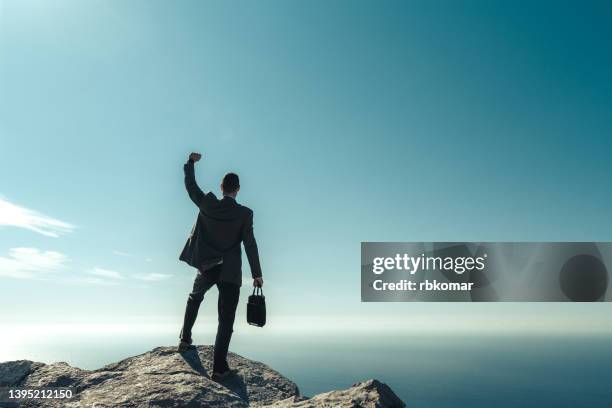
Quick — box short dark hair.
[222,172,240,193]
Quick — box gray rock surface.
[0,346,404,407]
[265,380,405,408]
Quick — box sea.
[1,323,610,407]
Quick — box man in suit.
[178,152,263,380]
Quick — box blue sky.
[1,0,612,330]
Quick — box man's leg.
[179,268,217,345]
[213,281,240,373]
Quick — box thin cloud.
[0,197,75,238]
[112,250,135,258]
[113,250,153,264]
[0,247,68,279]
[135,273,173,282]
[88,267,125,280]
[69,276,121,286]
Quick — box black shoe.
[177,340,197,353]
[211,368,237,381]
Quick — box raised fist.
[189,152,202,162]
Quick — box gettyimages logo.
[361,242,610,302]
[372,253,487,275]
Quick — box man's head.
[221,172,240,197]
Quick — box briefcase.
[247,286,266,327]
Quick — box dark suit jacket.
[179,161,262,286]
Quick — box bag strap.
[252,286,263,296]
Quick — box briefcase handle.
[252,286,263,296]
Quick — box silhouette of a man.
[178,152,263,380]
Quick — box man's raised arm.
[184,152,205,208]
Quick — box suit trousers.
[179,265,240,373]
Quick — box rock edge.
[0,346,405,407]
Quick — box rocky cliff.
[0,346,405,407]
